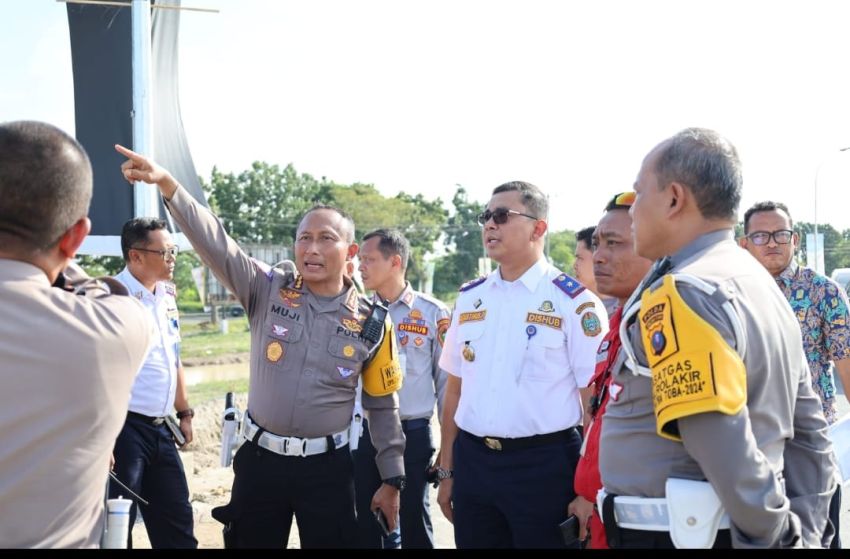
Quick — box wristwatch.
[435,467,453,481]
[176,408,195,419]
[382,475,407,491]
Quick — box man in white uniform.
[110,217,197,549]
[436,180,608,548]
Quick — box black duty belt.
[461,427,576,451]
[128,411,167,426]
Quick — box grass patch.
[180,317,251,360]
[187,377,250,405]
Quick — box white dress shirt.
[115,267,181,417]
[439,258,607,438]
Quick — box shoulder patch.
[552,274,586,298]
[459,276,486,293]
[343,287,359,312]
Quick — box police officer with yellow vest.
[115,145,405,549]
[598,128,840,548]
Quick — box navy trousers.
[109,413,197,548]
[451,428,582,549]
[353,417,436,549]
[212,439,357,548]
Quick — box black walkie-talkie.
[361,299,389,344]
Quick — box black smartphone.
[374,509,391,537]
[164,415,187,447]
[559,514,580,546]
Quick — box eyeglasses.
[476,207,539,226]
[607,191,636,210]
[746,230,794,246]
[131,246,179,259]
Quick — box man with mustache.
[568,192,652,548]
[574,225,618,316]
[114,145,405,549]
[740,200,850,548]
[109,217,197,548]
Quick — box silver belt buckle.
[484,437,502,451]
[282,436,308,457]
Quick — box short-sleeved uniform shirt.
[115,267,181,417]
[388,283,451,421]
[439,258,607,438]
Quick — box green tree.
[390,192,447,288]
[794,222,846,275]
[76,252,202,310]
[433,187,484,298]
[327,184,448,288]
[203,162,327,245]
[547,229,577,274]
[174,251,202,309]
[76,255,124,277]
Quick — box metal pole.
[132,0,159,218]
[813,147,850,275]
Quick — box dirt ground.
[129,392,850,549]
[131,394,455,549]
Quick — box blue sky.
[3,0,850,233]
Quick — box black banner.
[67,0,207,242]
[67,4,133,237]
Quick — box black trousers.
[212,439,357,549]
[353,417,436,549]
[109,414,197,549]
[828,483,842,549]
[607,527,733,548]
[451,428,582,549]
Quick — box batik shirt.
[776,260,850,424]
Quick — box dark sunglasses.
[476,207,539,226]
[131,246,179,259]
[746,230,793,246]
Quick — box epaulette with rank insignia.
[459,276,486,293]
[553,273,586,298]
[162,282,177,297]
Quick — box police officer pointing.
[115,144,405,549]
[598,128,839,548]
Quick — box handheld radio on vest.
[361,299,389,345]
